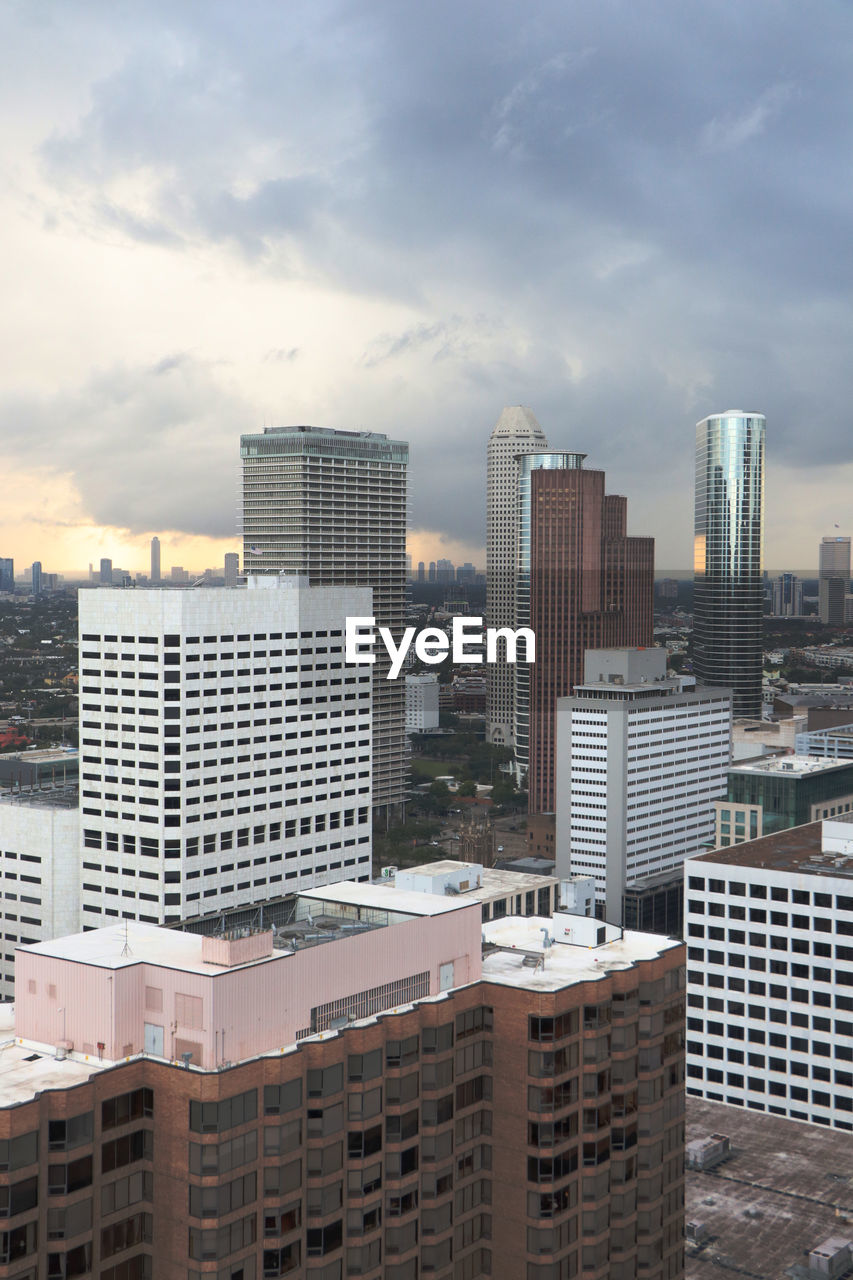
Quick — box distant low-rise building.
[452,675,486,714]
[405,673,440,732]
[797,721,853,760]
[714,754,853,847]
[732,715,805,760]
[389,858,561,923]
[771,572,804,617]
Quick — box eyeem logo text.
[345,616,535,680]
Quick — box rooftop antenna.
[120,919,132,958]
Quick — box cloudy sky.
[2,0,852,576]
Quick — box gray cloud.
[264,348,300,364]
[0,355,251,538]
[8,0,853,560]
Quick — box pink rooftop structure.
[13,883,482,1069]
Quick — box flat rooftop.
[685,1095,853,1280]
[776,692,853,707]
[0,1005,109,1107]
[388,860,559,899]
[0,785,79,810]
[20,922,282,974]
[480,917,680,992]
[299,881,476,918]
[691,818,853,880]
[0,748,79,764]
[730,754,853,777]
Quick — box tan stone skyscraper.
[485,407,549,746]
[819,534,850,625]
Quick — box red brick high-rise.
[522,458,653,815]
[0,887,685,1280]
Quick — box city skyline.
[3,5,853,575]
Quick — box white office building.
[555,647,731,921]
[77,577,373,929]
[405,673,440,733]
[0,759,79,1000]
[684,818,853,1131]
[240,425,408,819]
[485,406,549,747]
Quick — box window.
[102,1089,154,1131]
[386,1036,419,1068]
[189,1129,258,1176]
[307,1065,343,1098]
[101,1130,152,1174]
[189,1090,257,1134]
[348,1050,382,1082]
[264,1081,302,1115]
[0,1132,38,1173]
[48,1113,93,1152]
[49,1154,93,1195]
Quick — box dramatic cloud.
[2,0,853,568]
[0,356,249,538]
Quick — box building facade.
[404,675,440,734]
[797,721,853,760]
[241,426,408,819]
[770,572,803,617]
[77,577,373,929]
[0,884,685,1280]
[0,558,13,594]
[150,538,160,585]
[0,768,79,1000]
[684,818,853,1131]
[819,535,851,625]
[485,406,549,748]
[523,463,654,815]
[224,553,240,588]
[555,649,731,922]
[693,411,765,718]
[714,754,853,848]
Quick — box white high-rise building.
[405,674,440,733]
[485,406,549,746]
[77,577,373,928]
[684,817,853,1132]
[150,536,161,583]
[0,757,79,1000]
[556,647,731,921]
[241,426,408,819]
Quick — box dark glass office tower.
[694,411,765,718]
[517,453,654,815]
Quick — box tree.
[457,779,477,797]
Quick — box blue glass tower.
[694,411,765,718]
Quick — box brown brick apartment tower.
[0,886,684,1279]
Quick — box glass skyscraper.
[694,411,765,718]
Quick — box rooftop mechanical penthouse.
[0,884,685,1280]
